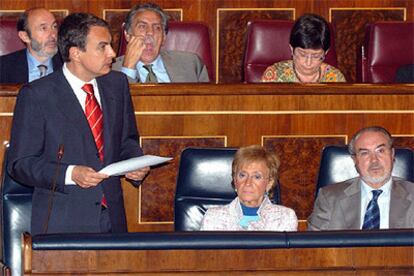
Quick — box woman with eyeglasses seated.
[200,145,298,231]
[261,14,346,83]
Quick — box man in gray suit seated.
[308,126,414,230]
[112,3,209,83]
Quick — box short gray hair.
[348,126,393,155]
[124,3,169,34]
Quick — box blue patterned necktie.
[362,189,383,230]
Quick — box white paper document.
[99,155,172,176]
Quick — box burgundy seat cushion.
[243,20,338,83]
[362,22,414,83]
[0,19,25,56]
[118,21,214,82]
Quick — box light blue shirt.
[239,203,260,229]
[360,178,392,229]
[27,50,53,82]
[121,55,171,83]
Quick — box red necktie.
[82,84,104,161]
[81,84,107,208]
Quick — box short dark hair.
[124,2,169,34]
[290,13,331,51]
[58,12,109,62]
[348,126,394,155]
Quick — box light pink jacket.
[200,196,298,231]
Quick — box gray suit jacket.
[308,177,414,230]
[112,50,210,83]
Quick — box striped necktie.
[81,83,107,208]
[81,84,104,161]
[362,189,383,230]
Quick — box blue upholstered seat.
[1,146,34,276]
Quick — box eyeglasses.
[354,146,391,159]
[236,171,268,183]
[135,22,164,34]
[293,49,325,61]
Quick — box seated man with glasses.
[308,126,414,230]
[261,14,345,83]
[200,145,298,231]
[112,3,209,83]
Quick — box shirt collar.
[137,54,163,71]
[361,177,392,199]
[26,49,53,70]
[62,63,97,90]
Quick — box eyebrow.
[97,41,111,47]
[357,143,387,152]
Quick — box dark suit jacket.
[8,69,143,234]
[308,177,414,230]
[0,48,62,84]
[395,64,414,83]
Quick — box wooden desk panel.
[22,234,414,275]
[1,84,413,231]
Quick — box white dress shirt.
[360,178,392,229]
[62,63,101,184]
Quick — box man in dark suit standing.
[8,12,149,235]
[308,126,414,230]
[0,7,62,83]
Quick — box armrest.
[31,229,414,251]
[32,231,288,250]
[287,229,414,248]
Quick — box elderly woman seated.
[261,14,346,83]
[200,145,297,231]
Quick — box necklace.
[293,62,322,83]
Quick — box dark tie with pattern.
[81,84,107,208]
[362,189,383,230]
[38,64,48,78]
[143,64,158,83]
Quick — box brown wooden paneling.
[394,136,414,149]
[331,8,405,82]
[0,1,413,83]
[139,137,226,223]
[21,231,414,275]
[1,83,412,231]
[217,9,294,83]
[263,136,346,219]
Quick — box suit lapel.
[53,70,96,146]
[52,53,63,71]
[96,76,116,165]
[160,51,174,81]
[389,178,411,228]
[340,178,361,229]
[16,50,30,83]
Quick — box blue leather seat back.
[174,148,237,231]
[1,146,34,276]
[316,145,414,197]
